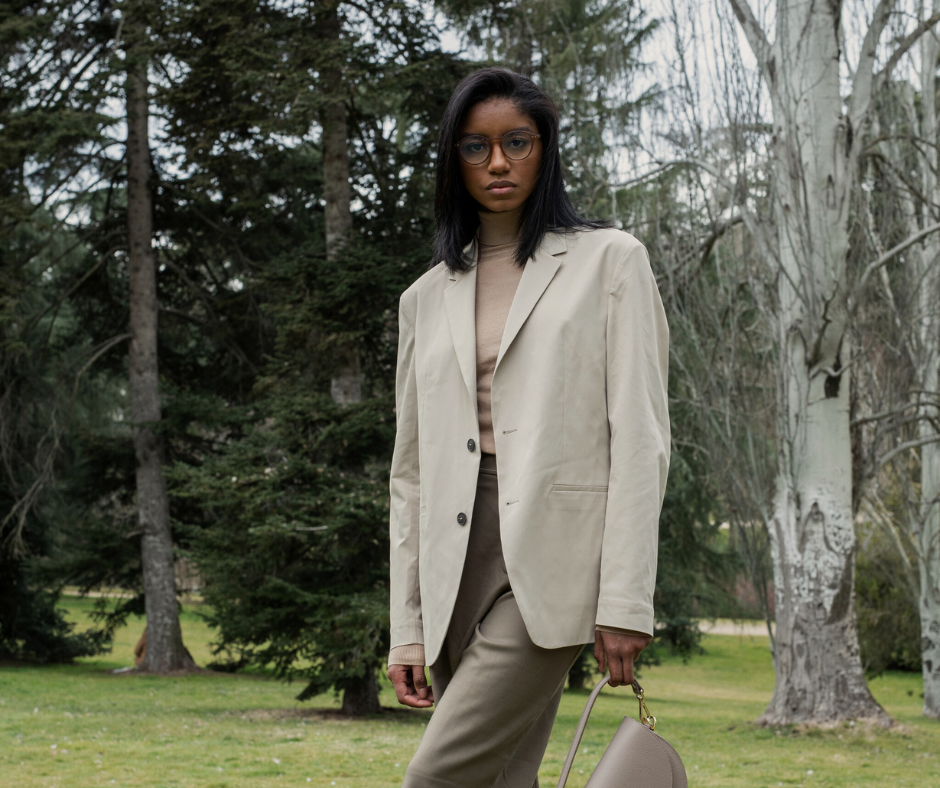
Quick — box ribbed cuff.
[388,643,426,666]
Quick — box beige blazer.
[389,227,670,667]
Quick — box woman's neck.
[478,207,523,246]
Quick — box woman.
[386,67,670,788]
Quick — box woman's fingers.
[387,664,434,708]
[608,653,625,687]
[593,630,607,673]
[411,665,433,702]
[597,631,652,687]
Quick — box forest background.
[0,0,936,726]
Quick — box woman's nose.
[487,144,510,173]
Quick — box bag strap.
[555,676,657,788]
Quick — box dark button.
[467,438,476,452]
[457,512,468,526]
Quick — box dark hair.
[432,67,606,272]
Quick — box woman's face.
[457,98,543,214]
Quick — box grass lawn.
[0,597,935,788]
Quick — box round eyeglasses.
[455,130,541,165]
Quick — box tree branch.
[726,0,771,65]
[609,162,682,190]
[699,215,745,268]
[851,0,897,128]
[877,433,940,469]
[853,8,940,131]
[879,12,940,87]
[667,158,777,272]
[853,220,940,300]
[851,402,937,427]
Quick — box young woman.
[386,67,670,788]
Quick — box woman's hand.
[593,630,652,687]
[388,664,435,708]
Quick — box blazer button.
[457,512,467,525]
[467,438,476,452]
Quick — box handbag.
[556,675,687,788]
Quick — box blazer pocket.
[549,483,609,511]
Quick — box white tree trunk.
[727,0,888,724]
[878,8,940,720]
[919,357,940,719]
[125,11,194,674]
[916,10,940,719]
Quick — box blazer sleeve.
[388,292,424,651]
[597,241,670,637]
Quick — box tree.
[882,4,940,718]
[629,0,940,724]
[910,11,940,716]
[163,0,470,713]
[636,166,779,648]
[316,0,362,408]
[848,2,940,717]
[693,0,940,724]
[123,1,193,672]
[0,0,124,662]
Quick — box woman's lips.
[487,181,516,195]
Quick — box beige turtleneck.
[475,208,525,455]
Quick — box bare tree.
[903,6,940,719]
[642,0,780,651]
[125,3,194,674]
[638,0,940,724]
[850,2,940,718]
[691,0,940,726]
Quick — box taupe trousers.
[403,453,585,788]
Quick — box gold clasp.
[631,680,657,730]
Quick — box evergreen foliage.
[163,3,468,703]
[2,0,744,700]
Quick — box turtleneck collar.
[477,207,523,247]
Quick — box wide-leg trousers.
[402,453,585,788]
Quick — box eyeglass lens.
[458,132,534,164]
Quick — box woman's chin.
[477,198,523,214]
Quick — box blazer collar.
[443,232,568,408]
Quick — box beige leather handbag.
[556,675,687,788]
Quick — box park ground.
[0,598,935,788]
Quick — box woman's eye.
[506,136,526,148]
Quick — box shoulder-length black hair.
[432,67,606,272]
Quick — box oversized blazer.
[389,227,670,667]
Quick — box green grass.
[0,597,936,788]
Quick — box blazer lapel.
[443,240,479,411]
[495,231,567,372]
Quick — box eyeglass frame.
[454,130,542,165]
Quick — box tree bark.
[316,1,375,713]
[918,341,940,720]
[340,672,381,715]
[916,7,940,719]
[318,0,363,407]
[125,13,194,674]
[727,0,888,724]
